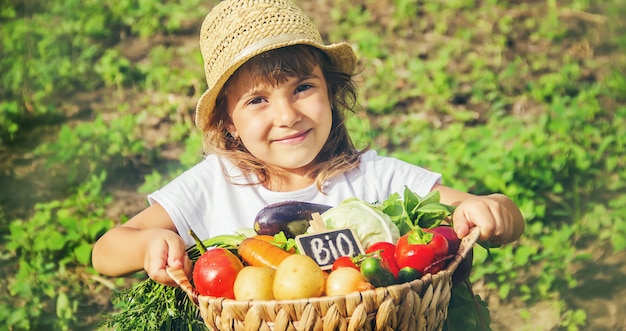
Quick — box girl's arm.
[91,202,191,286]
[432,184,525,245]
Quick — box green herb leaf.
[272,231,299,253]
[444,281,491,331]
[384,186,456,235]
[415,202,455,228]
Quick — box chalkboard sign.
[295,228,365,270]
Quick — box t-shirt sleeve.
[146,155,263,247]
[147,160,215,247]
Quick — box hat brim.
[195,40,356,131]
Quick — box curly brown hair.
[201,45,368,192]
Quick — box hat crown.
[194,0,357,131]
[199,0,322,89]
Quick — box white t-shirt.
[148,150,441,246]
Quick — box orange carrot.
[253,234,296,253]
[238,237,292,269]
[253,235,275,242]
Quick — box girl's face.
[226,66,332,175]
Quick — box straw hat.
[194,0,357,131]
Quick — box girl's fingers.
[452,218,470,239]
[453,197,499,241]
[166,235,187,268]
[152,269,179,287]
[450,193,524,244]
[144,233,188,287]
[183,255,193,277]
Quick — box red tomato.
[366,242,400,278]
[394,228,449,275]
[192,247,244,299]
[331,256,360,271]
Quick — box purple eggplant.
[253,201,332,238]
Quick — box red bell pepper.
[394,228,449,275]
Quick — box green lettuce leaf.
[319,197,401,248]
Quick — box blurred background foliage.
[1,0,625,330]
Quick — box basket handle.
[166,266,199,305]
[446,226,481,273]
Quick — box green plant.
[0,0,210,142]
[94,49,137,98]
[0,0,112,141]
[107,0,210,37]
[2,172,114,330]
[34,114,154,185]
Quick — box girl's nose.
[272,101,302,127]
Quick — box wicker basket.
[168,227,479,331]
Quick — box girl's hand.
[434,184,525,245]
[451,194,524,245]
[143,229,192,286]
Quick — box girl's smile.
[226,65,332,180]
[271,129,312,144]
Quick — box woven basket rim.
[168,227,479,307]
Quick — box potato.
[273,254,325,300]
[233,266,276,300]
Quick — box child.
[92,0,524,287]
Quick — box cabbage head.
[320,197,400,248]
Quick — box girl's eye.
[295,84,313,94]
[247,96,265,105]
